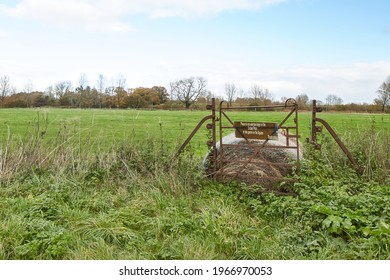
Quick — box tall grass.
[310,118,390,184]
[0,116,208,259]
[0,113,389,260]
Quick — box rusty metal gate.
[177,98,300,194]
[211,99,300,193]
[177,98,362,195]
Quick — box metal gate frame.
[176,98,301,193]
[176,98,362,194]
[214,99,300,189]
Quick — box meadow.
[2,107,389,154]
[0,108,389,259]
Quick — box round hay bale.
[204,131,303,188]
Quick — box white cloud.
[145,0,287,18]
[2,0,287,31]
[271,62,390,102]
[4,0,132,32]
[201,60,390,103]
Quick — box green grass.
[1,108,390,155]
[0,108,389,260]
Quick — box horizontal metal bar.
[221,105,296,110]
[219,159,294,166]
[221,143,298,149]
[279,126,298,129]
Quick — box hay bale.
[204,131,303,188]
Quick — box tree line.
[0,74,389,112]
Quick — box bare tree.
[325,94,343,107]
[295,94,309,109]
[170,77,207,109]
[249,84,272,105]
[115,74,127,90]
[96,74,106,108]
[249,84,262,101]
[96,74,106,94]
[0,75,12,106]
[262,88,272,105]
[280,96,288,103]
[224,82,237,106]
[24,80,34,94]
[55,81,72,99]
[374,76,390,112]
[77,73,88,91]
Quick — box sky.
[0,0,389,103]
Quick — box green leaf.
[312,204,334,215]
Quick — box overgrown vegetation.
[0,112,389,260]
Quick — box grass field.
[0,108,389,260]
[1,108,389,154]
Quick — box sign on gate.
[233,121,278,140]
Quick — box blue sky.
[0,0,389,103]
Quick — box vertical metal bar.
[295,103,300,171]
[311,99,317,145]
[285,128,290,146]
[211,98,217,179]
[219,101,225,179]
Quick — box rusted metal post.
[310,100,362,174]
[310,99,323,148]
[207,98,217,178]
[218,100,225,179]
[294,100,300,170]
[175,98,216,157]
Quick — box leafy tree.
[3,92,28,107]
[170,77,207,109]
[374,76,390,112]
[114,86,129,108]
[127,92,147,108]
[60,91,76,107]
[152,86,169,104]
[132,87,160,106]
